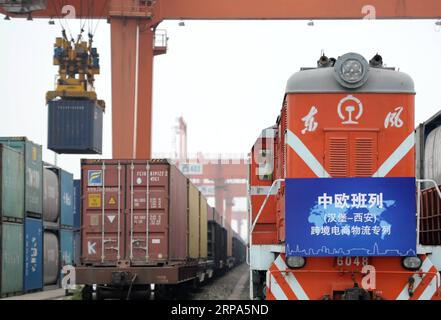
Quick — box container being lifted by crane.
[46,29,105,155]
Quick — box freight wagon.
[75,159,246,299]
[249,52,441,300]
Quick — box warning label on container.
[88,194,101,208]
[109,196,116,205]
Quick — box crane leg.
[111,18,154,159]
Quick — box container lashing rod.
[145,162,150,262]
[101,162,106,263]
[117,162,122,260]
[130,162,135,261]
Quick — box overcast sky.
[1,18,441,173]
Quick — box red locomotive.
[249,53,441,300]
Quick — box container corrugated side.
[0,145,25,220]
[188,183,200,259]
[24,218,43,292]
[424,126,441,185]
[168,164,189,261]
[60,170,74,228]
[73,231,81,266]
[60,229,75,266]
[73,180,81,230]
[48,100,103,154]
[1,222,24,296]
[0,137,43,216]
[199,198,208,259]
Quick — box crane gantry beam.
[2,0,441,159]
[5,1,441,20]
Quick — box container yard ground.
[0,289,67,301]
[191,263,250,300]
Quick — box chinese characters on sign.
[285,178,417,257]
[313,192,390,238]
[318,192,383,209]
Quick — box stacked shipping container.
[0,138,77,297]
[43,164,75,287]
[0,138,43,297]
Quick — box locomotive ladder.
[416,179,441,248]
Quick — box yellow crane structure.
[46,30,105,109]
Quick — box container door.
[1,223,24,295]
[24,218,43,292]
[60,170,74,228]
[25,142,43,215]
[0,146,25,220]
[0,138,42,216]
[82,163,125,264]
[126,162,169,263]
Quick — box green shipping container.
[0,145,25,220]
[0,222,24,296]
[0,137,43,216]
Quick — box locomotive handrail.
[416,179,441,248]
[417,179,441,199]
[249,179,285,247]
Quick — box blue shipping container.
[73,231,81,266]
[60,170,74,228]
[60,229,75,267]
[47,100,103,154]
[24,218,43,292]
[73,180,81,230]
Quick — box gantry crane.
[172,117,248,237]
[1,0,441,159]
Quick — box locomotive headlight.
[286,256,306,269]
[402,257,422,271]
[341,60,364,83]
[334,53,370,88]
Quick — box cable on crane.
[91,0,109,38]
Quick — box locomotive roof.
[286,66,415,94]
